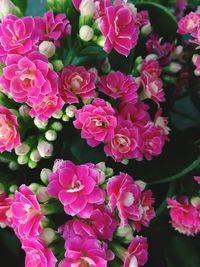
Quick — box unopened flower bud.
[122,158,129,165]
[52,59,64,71]
[19,105,30,117]
[65,105,77,118]
[51,122,63,131]
[40,168,52,185]
[82,98,93,105]
[37,187,50,202]
[29,183,41,193]
[174,45,183,56]
[169,62,182,73]
[9,185,18,193]
[0,0,15,19]
[38,141,53,158]
[141,23,152,35]
[62,114,69,121]
[28,160,37,169]
[145,54,158,61]
[45,130,57,141]
[80,0,95,17]
[39,41,56,58]
[191,196,200,208]
[17,155,29,165]
[34,118,48,129]
[116,224,133,244]
[127,3,137,15]
[0,183,5,194]
[52,110,63,119]
[30,149,41,162]
[79,25,94,41]
[8,161,19,171]
[135,180,146,191]
[15,143,30,155]
[40,228,56,244]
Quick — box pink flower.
[0,193,13,227]
[193,54,200,75]
[107,172,141,225]
[0,15,38,55]
[59,236,113,267]
[74,98,117,147]
[133,190,155,232]
[47,160,105,218]
[175,0,187,19]
[141,59,161,77]
[98,72,138,103]
[167,197,200,236]
[136,11,150,27]
[59,65,96,104]
[99,2,139,56]
[11,185,44,240]
[124,236,148,267]
[118,102,150,126]
[29,95,64,121]
[178,12,200,35]
[35,11,71,47]
[0,52,59,104]
[104,119,142,162]
[154,109,170,136]
[194,176,200,185]
[22,239,57,267]
[0,106,20,152]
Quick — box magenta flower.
[167,196,200,236]
[0,15,38,55]
[124,236,148,267]
[175,0,187,18]
[59,65,96,104]
[136,11,150,27]
[29,95,64,121]
[0,193,13,227]
[59,236,113,267]
[22,239,57,267]
[178,12,200,35]
[99,2,139,56]
[35,11,71,47]
[104,119,142,162]
[0,52,59,104]
[47,160,106,218]
[0,106,20,152]
[107,172,141,226]
[194,176,200,185]
[11,185,44,240]
[74,98,117,147]
[98,71,138,103]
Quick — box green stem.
[150,157,200,185]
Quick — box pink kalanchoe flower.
[74,98,117,147]
[141,59,161,77]
[22,239,57,267]
[59,65,96,104]
[194,176,200,185]
[124,236,148,267]
[0,193,13,228]
[28,95,64,121]
[167,196,200,236]
[118,102,150,126]
[0,15,38,55]
[175,0,187,19]
[11,185,44,240]
[178,12,200,35]
[154,109,170,137]
[98,71,138,103]
[35,11,71,47]
[47,160,106,218]
[59,236,113,267]
[99,1,139,56]
[104,119,142,162]
[107,172,141,226]
[0,106,20,152]
[136,10,150,27]
[0,52,59,104]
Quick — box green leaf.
[135,2,178,41]
[12,0,27,14]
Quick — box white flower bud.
[191,196,200,208]
[40,168,52,185]
[141,23,152,36]
[52,110,63,119]
[8,161,19,171]
[34,118,48,129]
[38,141,53,158]
[145,54,158,61]
[30,149,41,162]
[175,45,183,56]
[122,158,129,165]
[116,224,133,243]
[45,130,57,141]
[36,187,50,202]
[65,105,77,118]
[169,62,182,73]
[17,155,29,165]
[51,122,63,131]
[29,183,41,192]
[39,41,56,58]
[135,180,146,191]
[0,0,15,19]
[80,0,95,17]
[79,25,94,41]
[9,185,18,193]
[15,143,30,156]
[52,59,64,71]
[40,228,56,244]
[19,105,30,117]
[28,160,37,169]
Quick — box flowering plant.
[0,0,200,266]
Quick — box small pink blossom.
[29,95,64,121]
[0,193,13,227]
[167,196,200,236]
[59,65,96,104]
[107,172,141,226]
[154,109,170,136]
[47,160,105,218]
[178,12,200,35]
[74,98,117,147]
[22,239,57,267]
[194,176,200,185]
[136,11,150,27]
[124,236,148,267]
[0,15,38,55]
[98,71,138,103]
[11,185,44,240]
[104,119,142,162]
[59,236,113,267]
[0,106,20,152]
[175,0,187,19]
[99,2,139,56]
[0,52,59,104]
[35,11,71,47]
